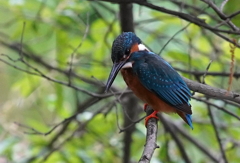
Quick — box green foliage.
[0,0,239,162]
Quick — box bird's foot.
[144,104,159,126]
[145,111,159,126]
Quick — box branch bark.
[183,77,240,104]
[120,3,134,32]
[139,106,159,163]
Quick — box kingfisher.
[105,32,193,129]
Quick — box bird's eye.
[125,48,131,55]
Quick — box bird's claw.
[145,110,159,127]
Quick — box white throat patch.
[138,44,149,51]
[121,62,133,69]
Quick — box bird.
[105,32,193,129]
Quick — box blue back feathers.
[128,51,192,111]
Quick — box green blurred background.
[0,0,239,163]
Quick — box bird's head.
[105,32,148,92]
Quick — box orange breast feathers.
[120,68,177,114]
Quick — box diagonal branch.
[207,104,229,163]
[159,114,191,163]
[201,0,239,31]
[170,120,220,162]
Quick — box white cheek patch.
[138,44,149,51]
[121,62,133,69]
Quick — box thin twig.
[202,60,213,84]
[220,0,229,12]
[68,13,90,85]
[137,1,240,35]
[158,23,191,55]
[227,10,240,19]
[0,53,133,98]
[16,96,102,135]
[192,96,240,121]
[175,67,240,78]
[41,104,107,161]
[19,22,26,59]
[170,120,220,162]
[201,0,239,31]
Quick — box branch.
[170,120,220,162]
[2,51,240,107]
[16,95,102,136]
[136,2,240,47]
[175,68,240,78]
[192,96,240,121]
[159,23,191,55]
[93,0,240,47]
[24,95,105,162]
[183,77,240,104]
[207,104,228,163]
[201,0,239,31]
[120,3,134,32]
[139,106,159,163]
[228,10,240,19]
[41,104,107,162]
[158,114,191,163]
[1,49,240,107]
[168,0,218,20]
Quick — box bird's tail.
[177,111,193,129]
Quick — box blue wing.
[129,51,192,114]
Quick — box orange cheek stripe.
[130,43,139,53]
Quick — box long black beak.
[105,61,126,92]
